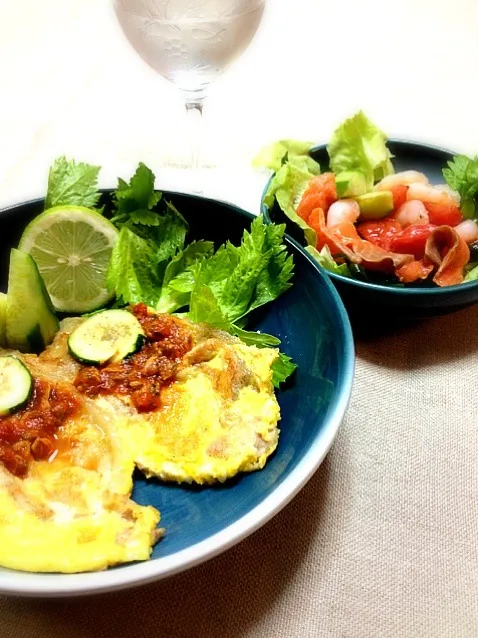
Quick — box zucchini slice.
[68,309,145,365]
[0,356,33,416]
[6,249,59,354]
[0,293,7,348]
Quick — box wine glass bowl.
[114,0,266,101]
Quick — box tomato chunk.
[389,184,409,210]
[423,202,462,227]
[390,224,435,259]
[356,220,402,250]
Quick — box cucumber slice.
[6,249,59,354]
[0,293,7,348]
[68,309,145,366]
[0,356,33,415]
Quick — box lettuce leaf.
[327,111,394,192]
[45,157,101,210]
[253,139,316,172]
[443,155,478,219]
[263,155,319,247]
[305,245,351,277]
[464,264,478,282]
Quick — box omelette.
[0,304,280,573]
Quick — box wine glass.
[113,0,267,192]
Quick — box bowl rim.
[260,138,478,297]
[0,192,355,597]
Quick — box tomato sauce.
[0,379,80,478]
[73,304,193,413]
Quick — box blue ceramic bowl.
[261,140,478,320]
[0,192,354,597]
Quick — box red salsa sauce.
[73,304,193,413]
[0,379,80,478]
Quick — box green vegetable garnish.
[327,110,394,194]
[253,139,317,173]
[305,245,351,277]
[105,163,297,386]
[45,157,101,210]
[262,155,320,247]
[464,264,478,282]
[110,162,163,227]
[443,155,478,220]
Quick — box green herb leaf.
[189,216,294,325]
[106,227,160,306]
[155,241,214,313]
[327,111,394,191]
[188,283,232,331]
[271,353,297,388]
[443,154,478,219]
[45,157,101,210]
[111,163,163,227]
[231,326,281,347]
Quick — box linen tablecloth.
[0,1,477,636]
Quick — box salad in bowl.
[257,112,478,316]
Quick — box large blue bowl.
[0,192,354,597]
[261,140,478,321]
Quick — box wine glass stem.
[185,97,204,195]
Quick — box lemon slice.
[19,206,118,313]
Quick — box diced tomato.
[356,220,402,250]
[423,202,462,227]
[389,224,435,259]
[389,184,409,211]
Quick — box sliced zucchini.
[6,249,59,354]
[0,356,33,416]
[68,309,145,366]
[0,293,7,348]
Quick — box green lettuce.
[263,155,319,247]
[305,245,351,277]
[327,111,394,193]
[253,139,317,172]
[464,264,478,282]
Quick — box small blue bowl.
[261,140,478,321]
[0,191,354,597]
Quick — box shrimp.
[434,184,461,204]
[326,200,360,229]
[454,220,478,244]
[394,200,429,227]
[406,183,457,206]
[375,171,429,191]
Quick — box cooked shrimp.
[395,200,429,227]
[406,183,457,206]
[375,171,429,191]
[455,220,478,244]
[435,184,461,204]
[326,200,360,229]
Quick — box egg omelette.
[0,305,281,573]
